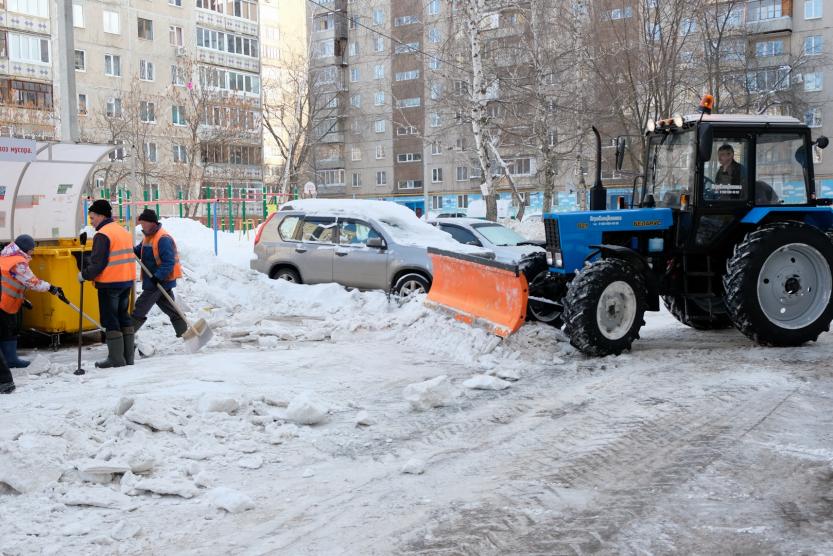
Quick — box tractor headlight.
[547,251,563,268]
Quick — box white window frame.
[351,147,361,161]
[374,91,385,106]
[74,49,85,71]
[172,105,187,126]
[140,59,155,81]
[805,0,822,20]
[431,141,442,155]
[376,171,387,186]
[432,168,443,183]
[103,10,120,34]
[104,53,121,77]
[72,3,84,27]
[374,64,385,79]
[143,142,158,163]
[456,166,468,181]
[375,145,385,159]
[804,71,823,92]
[804,35,823,56]
[374,119,385,133]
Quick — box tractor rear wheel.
[563,258,647,356]
[724,221,833,346]
[661,295,733,330]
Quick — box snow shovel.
[136,258,212,353]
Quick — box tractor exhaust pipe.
[590,126,606,211]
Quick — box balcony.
[747,16,792,35]
[195,10,258,37]
[0,10,50,35]
[0,59,51,81]
[196,48,260,73]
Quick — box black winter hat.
[14,234,35,253]
[88,199,112,218]
[137,209,159,224]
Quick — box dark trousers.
[98,288,132,332]
[132,287,180,323]
[0,309,19,341]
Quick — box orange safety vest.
[141,229,182,282]
[0,254,28,314]
[96,222,137,284]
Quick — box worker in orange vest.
[78,200,136,368]
[131,209,186,343]
[0,234,65,393]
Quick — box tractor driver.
[714,144,745,186]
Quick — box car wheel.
[271,267,301,283]
[394,273,430,297]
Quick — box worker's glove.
[23,299,33,310]
[48,285,64,298]
[77,271,85,283]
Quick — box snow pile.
[285,393,328,425]
[206,487,255,513]
[463,374,512,390]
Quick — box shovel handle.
[136,258,190,326]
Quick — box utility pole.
[57,0,79,142]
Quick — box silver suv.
[252,200,472,295]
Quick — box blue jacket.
[134,225,177,291]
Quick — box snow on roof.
[279,199,488,254]
[683,114,802,125]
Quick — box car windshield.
[471,223,527,246]
[646,130,694,208]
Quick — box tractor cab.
[641,112,827,251]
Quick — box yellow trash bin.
[23,238,136,334]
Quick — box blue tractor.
[536,99,833,356]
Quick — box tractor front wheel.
[563,258,647,356]
[724,221,833,346]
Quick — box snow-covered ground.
[2,218,832,555]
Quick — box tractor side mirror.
[816,136,829,149]
[615,136,627,171]
[698,124,713,162]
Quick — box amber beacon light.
[698,94,715,114]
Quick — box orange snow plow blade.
[425,248,528,337]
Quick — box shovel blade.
[182,318,213,353]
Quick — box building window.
[138,17,153,40]
[169,0,182,6]
[351,147,361,161]
[430,112,441,127]
[352,173,362,187]
[104,54,121,76]
[3,78,53,109]
[430,82,442,100]
[103,10,120,34]
[172,105,187,125]
[77,93,87,115]
[374,64,385,79]
[348,41,357,57]
[748,0,781,20]
[374,37,385,52]
[394,15,419,26]
[427,27,441,43]
[395,42,419,54]
[169,25,183,46]
[431,195,443,210]
[375,145,385,159]
[317,169,344,186]
[456,166,468,181]
[313,39,334,58]
[396,97,420,108]
[171,65,186,86]
[350,94,361,108]
[140,101,156,123]
[432,168,443,183]
[196,27,259,58]
[143,142,158,163]
[805,0,822,19]
[374,119,385,133]
[395,69,420,81]
[106,97,122,118]
[609,6,633,19]
[457,194,468,209]
[140,59,155,81]
[74,49,85,71]
[431,141,442,155]
[376,171,387,185]
[8,33,50,64]
[398,180,423,190]
[428,0,440,16]
[756,39,784,57]
[805,107,823,127]
[230,0,258,22]
[73,3,84,27]
[9,0,49,17]
[804,35,823,56]
[804,71,823,92]
[374,91,385,105]
[397,152,422,163]
[508,158,532,175]
[372,8,384,25]
[455,137,467,150]
[428,57,440,70]
[397,125,417,135]
[350,67,360,82]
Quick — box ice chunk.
[463,374,511,390]
[206,487,254,514]
[286,394,327,425]
[401,458,426,475]
[198,395,239,415]
[134,477,199,499]
[403,376,455,411]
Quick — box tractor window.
[755,133,807,205]
[703,139,749,202]
[646,131,693,208]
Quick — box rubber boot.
[172,318,188,338]
[0,339,29,369]
[122,327,135,366]
[0,350,15,393]
[131,316,146,332]
[95,331,126,368]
